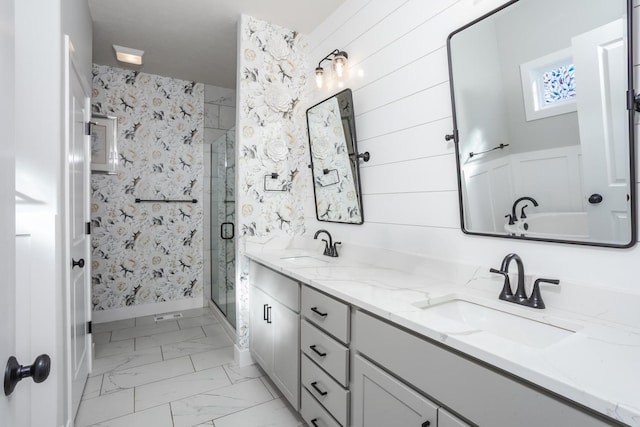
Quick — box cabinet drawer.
[250,261,299,312]
[302,355,349,426]
[301,286,349,343]
[301,387,342,427]
[301,319,349,387]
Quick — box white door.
[65,35,91,418]
[0,0,17,425]
[573,18,630,243]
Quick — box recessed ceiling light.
[113,45,144,65]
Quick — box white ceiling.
[88,0,345,89]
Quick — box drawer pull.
[266,306,272,324]
[421,422,431,427]
[311,418,320,427]
[310,381,328,396]
[263,304,268,321]
[310,307,328,317]
[309,344,327,357]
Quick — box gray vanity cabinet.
[352,355,438,427]
[300,285,351,427]
[354,310,612,427]
[249,262,300,410]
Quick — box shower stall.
[210,127,236,327]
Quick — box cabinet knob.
[421,421,431,427]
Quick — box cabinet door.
[272,299,300,409]
[250,286,273,371]
[438,409,471,427]
[353,355,437,427]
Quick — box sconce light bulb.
[315,66,324,88]
[333,51,348,78]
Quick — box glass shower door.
[211,128,236,327]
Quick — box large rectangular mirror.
[307,89,364,224]
[447,0,636,247]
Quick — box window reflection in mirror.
[306,89,364,224]
[447,0,636,247]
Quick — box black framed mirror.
[306,89,364,224]
[447,0,636,247]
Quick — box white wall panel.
[357,117,454,165]
[356,82,451,140]
[360,155,457,194]
[354,47,450,115]
[310,0,408,59]
[363,192,459,228]
[307,0,372,53]
[344,0,455,67]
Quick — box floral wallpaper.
[307,95,362,223]
[90,64,204,311]
[236,15,310,349]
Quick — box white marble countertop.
[242,237,640,426]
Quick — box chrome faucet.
[490,253,560,309]
[511,196,538,221]
[313,229,341,257]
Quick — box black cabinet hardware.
[310,307,328,317]
[263,304,268,321]
[266,306,272,324]
[310,381,328,396]
[310,345,327,357]
[72,258,85,269]
[311,419,320,427]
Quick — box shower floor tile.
[80,305,306,427]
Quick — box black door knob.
[588,194,603,204]
[72,258,85,268]
[4,354,51,396]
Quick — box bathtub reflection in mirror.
[447,0,636,247]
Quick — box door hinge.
[87,321,92,334]
[85,122,92,136]
[85,222,91,235]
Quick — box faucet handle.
[520,204,529,219]
[490,268,514,301]
[331,242,341,257]
[321,239,331,256]
[505,214,515,225]
[526,278,560,309]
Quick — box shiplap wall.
[304,0,640,292]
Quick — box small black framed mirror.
[306,88,364,224]
[447,0,636,247]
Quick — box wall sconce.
[315,49,349,89]
[113,44,144,65]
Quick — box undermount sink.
[280,256,329,267]
[415,299,575,349]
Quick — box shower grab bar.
[134,198,198,203]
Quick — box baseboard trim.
[93,298,204,323]
[235,344,254,367]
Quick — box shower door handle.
[220,222,234,240]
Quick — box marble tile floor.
[77,306,306,427]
